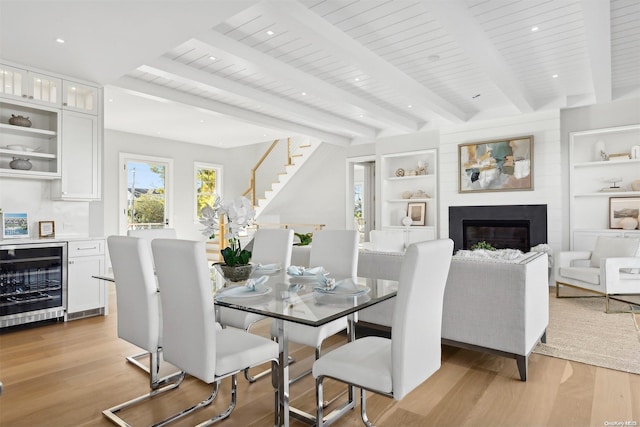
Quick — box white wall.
[438,110,563,254]
[0,178,92,238]
[259,143,348,229]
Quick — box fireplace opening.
[449,204,547,252]
[463,220,530,252]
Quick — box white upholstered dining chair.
[273,229,359,383]
[313,238,454,426]
[122,227,177,372]
[151,238,280,426]
[218,228,294,382]
[103,236,184,425]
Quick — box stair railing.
[243,138,293,206]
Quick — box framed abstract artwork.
[458,135,533,193]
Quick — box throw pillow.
[589,236,640,268]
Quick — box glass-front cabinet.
[0,64,61,107]
[62,80,98,115]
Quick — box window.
[195,162,223,220]
[119,153,173,234]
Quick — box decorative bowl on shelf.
[9,158,32,170]
[8,114,32,127]
[6,144,37,152]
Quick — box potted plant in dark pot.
[200,196,255,282]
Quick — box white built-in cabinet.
[0,64,61,107]
[569,124,640,250]
[0,98,61,178]
[62,81,98,115]
[66,239,106,319]
[0,61,102,200]
[380,149,438,243]
[51,111,100,200]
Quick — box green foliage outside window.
[196,167,218,217]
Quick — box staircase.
[245,137,321,219]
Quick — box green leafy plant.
[220,238,252,266]
[471,241,496,251]
[294,232,313,246]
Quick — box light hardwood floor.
[0,283,638,427]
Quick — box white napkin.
[245,275,268,291]
[256,263,280,271]
[314,278,361,293]
[287,265,324,276]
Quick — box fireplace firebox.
[449,205,547,252]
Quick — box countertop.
[0,236,105,246]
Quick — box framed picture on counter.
[2,212,29,239]
[39,221,55,238]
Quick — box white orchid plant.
[200,196,256,266]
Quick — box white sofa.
[357,251,549,381]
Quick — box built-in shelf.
[0,122,57,137]
[386,198,434,203]
[569,124,640,250]
[380,149,438,244]
[0,147,56,159]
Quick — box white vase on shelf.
[594,139,606,161]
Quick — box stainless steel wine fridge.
[0,242,67,328]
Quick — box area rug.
[533,294,640,374]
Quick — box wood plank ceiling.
[109,0,640,146]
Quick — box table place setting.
[253,263,281,274]
[286,265,329,279]
[313,277,370,296]
[215,275,272,299]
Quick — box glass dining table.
[213,269,398,427]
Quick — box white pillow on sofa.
[589,236,640,268]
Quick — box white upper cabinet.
[0,64,61,107]
[62,80,98,115]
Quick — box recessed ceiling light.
[199,119,205,123]
[266,30,275,36]
[209,56,216,61]
[108,98,113,102]
[55,38,65,44]
[552,74,559,78]
[359,114,364,118]
[301,92,307,96]
[71,87,76,91]
[531,26,539,32]
[354,77,360,82]
[407,104,412,108]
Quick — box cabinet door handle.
[63,102,68,106]
[77,246,98,251]
[69,260,75,265]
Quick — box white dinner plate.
[216,285,272,298]
[314,283,370,296]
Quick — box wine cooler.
[0,242,67,328]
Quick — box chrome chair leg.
[360,388,374,427]
[102,372,186,426]
[126,350,151,374]
[244,355,295,383]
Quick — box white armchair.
[556,236,640,312]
